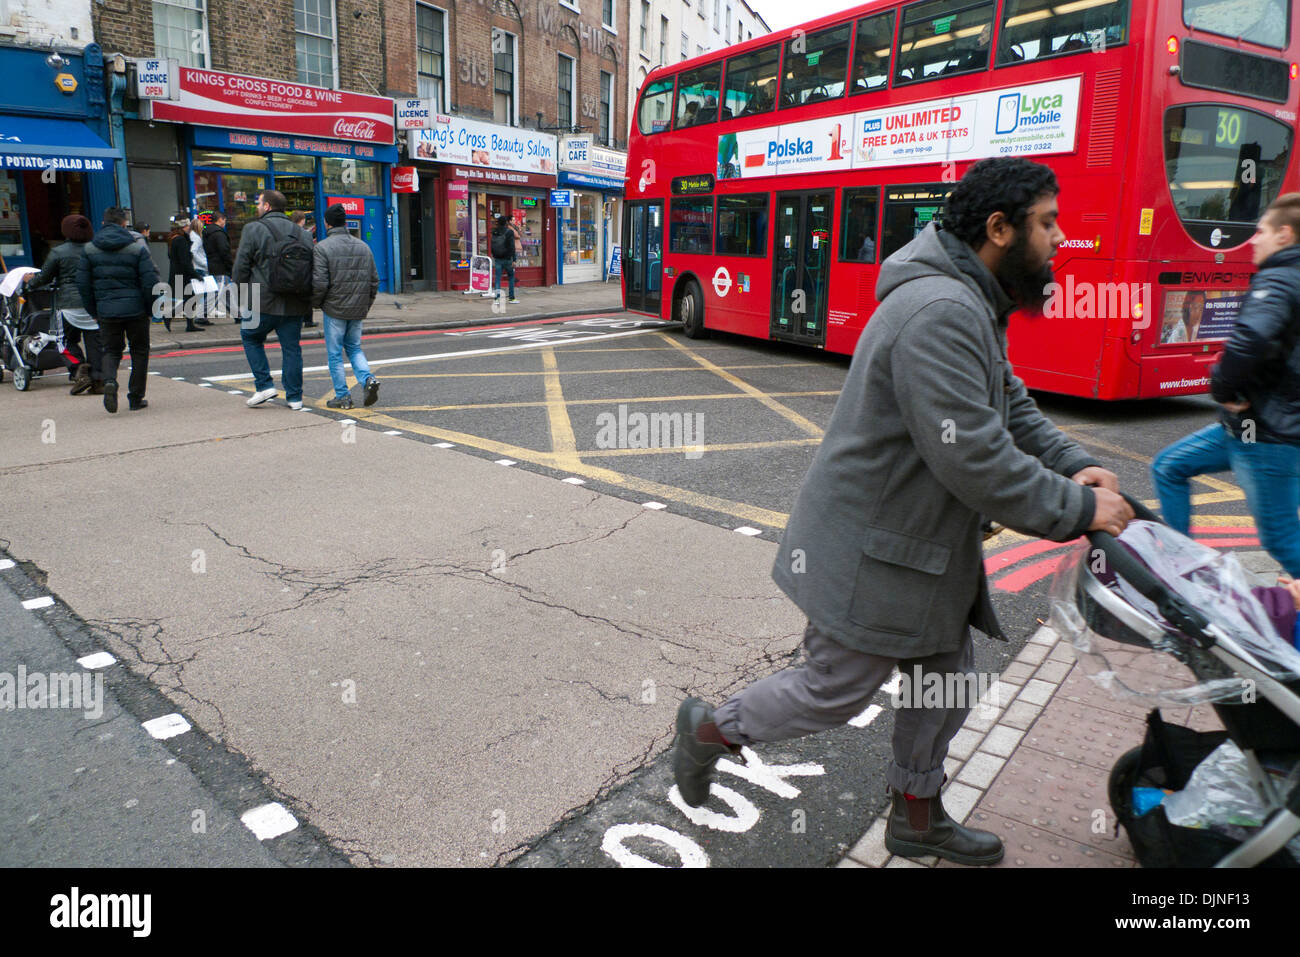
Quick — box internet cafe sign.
[409,115,556,175]
[560,135,627,177]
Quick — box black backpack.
[263,218,314,297]
[491,228,513,259]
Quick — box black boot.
[103,380,118,414]
[672,697,743,807]
[885,787,1003,865]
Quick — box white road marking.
[21,596,53,610]
[339,419,356,425]
[202,328,662,381]
[601,823,708,868]
[199,382,214,388]
[716,748,825,799]
[171,376,186,381]
[642,502,667,510]
[495,459,516,466]
[226,390,243,395]
[667,783,760,832]
[383,430,402,435]
[241,802,299,840]
[562,477,586,485]
[76,652,117,670]
[0,559,14,570]
[433,442,455,448]
[734,526,761,536]
[141,713,191,740]
[849,704,884,728]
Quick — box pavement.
[146,282,627,353]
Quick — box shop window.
[153,0,208,69]
[781,24,851,108]
[715,194,767,256]
[674,64,723,129]
[852,11,895,94]
[323,159,380,196]
[271,153,316,174]
[724,44,779,119]
[448,194,471,271]
[670,198,713,253]
[295,0,337,88]
[840,187,880,262]
[417,3,447,109]
[563,193,601,266]
[0,170,24,263]
[191,150,269,171]
[638,77,675,134]
[895,0,996,85]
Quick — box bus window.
[895,0,995,85]
[881,184,952,259]
[1184,0,1289,51]
[670,198,714,253]
[716,195,769,256]
[780,24,851,108]
[724,45,780,119]
[851,11,895,95]
[638,77,676,135]
[675,65,724,129]
[840,188,880,263]
[998,0,1127,65]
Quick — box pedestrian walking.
[75,207,160,413]
[189,218,213,325]
[25,214,104,396]
[202,211,234,320]
[1152,193,1300,576]
[231,189,313,410]
[312,203,380,410]
[671,158,1134,866]
[166,216,199,333]
[483,214,521,302]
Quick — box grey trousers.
[714,622,974,798]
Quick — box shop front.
[557,136,626,284]
[143,67,398,291]
[406,117,558,291]
[0,44,117,270]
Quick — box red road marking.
[983,538,1070,573]
[989,536,1262,592]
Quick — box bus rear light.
[1133,301,1144,322]
[1167,36,1179,55]
[1292,63,1298,80]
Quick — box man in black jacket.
[203,211,234,320]
[1153,192,1300,575]
[76,207,161,413]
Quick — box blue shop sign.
[549,189,573,207]
[558,170,624,191]
[0,115,116,170]
[192,126,399,164]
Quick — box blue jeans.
[1152,422,1300,575]
[323,312,373,399]
[241,313,304,402]
[493,258,516,298]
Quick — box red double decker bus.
[622,0,1300,399]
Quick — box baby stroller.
[1049,497,1300,867]
[0,267,67,391]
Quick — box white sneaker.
[288,400,303,410]
[247,387,278,407]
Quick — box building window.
[153,0,207,68]
[726,2,732,42]
[599,70,614,146]
[659,15,669,64]
[558,54,575,130]
[416,4,446,109]
[681,32,689,60]
[492,29,517,126]
[713,0,720,31]
[640,0,650,51]
[603,0,615,30]
[294,0,336,88]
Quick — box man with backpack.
[232,189,314,409]
[483,214,521,303]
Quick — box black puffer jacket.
[1211,243,1300,443]
[76,225,162,320]
[203,225,233,277]
[169,232,198,286]
[30,240,88,311]
[311,227,379,320]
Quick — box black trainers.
[672,697,741,807]
[363,378,380,407]
[129,398,148,411]
[103,380,118,414]
[326,395,353,410]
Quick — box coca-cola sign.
[151,67,395,144]
[391,166,418,192]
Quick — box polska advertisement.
[411,116,557,175]
[717,77,1080,180]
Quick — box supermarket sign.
[717,77,1079,180]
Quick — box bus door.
[623,201,664,315]
[771,191,832,345]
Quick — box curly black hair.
[941,158,1059,249]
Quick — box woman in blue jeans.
[1152,193,1300,575]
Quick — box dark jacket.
[203,225,233,277]
[490,224,517,262]
[1211,244,1300,443]
[231,211,313,317]
[76,225,161,321]
[311,227,379,320]
[30,240,88,312]
[770,224,1099,657]
[168,232,198,285]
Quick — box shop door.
[562,192,601,282]
[771,191,831,345]
[622,201,663,315]
[403,174,438,290]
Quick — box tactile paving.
[1022,698,1147,772]
[934,809,1134,868]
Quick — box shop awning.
[0,115,118,171]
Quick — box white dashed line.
[734,527,761,536]
[495,459,516,466]
[642,502,667,510]
[433,442,455,448]
[339,419,356,425]
[0,559,14,571]
[199,382,214,388]
[849,704,884,728]
[141,714,191,740]
[76,652,117,670]
[383,430,402,435]
[171,376,186,381]
[241,802,299,840]
[148,371,161,375]
[562,477,586,485]
[21,596,53,610]
[227,390,243,395]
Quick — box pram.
[1049,497,1300,867]
[0,267,68,391]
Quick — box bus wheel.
[679,281,709,339]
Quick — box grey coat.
[771,224,1100,658]
[311,227,379,320]
[231,211,313,317]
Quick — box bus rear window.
[998,0,1127,65]
[1184,0,1289,50]
[724,45,780,119]
[895,0,995,85]
[675,65,724,129]
[1164,105,1293,246]
[638,78,675,135]
[781,24,851,108]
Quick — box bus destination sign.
[672,174,715,195]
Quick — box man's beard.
[994,229,1055,309]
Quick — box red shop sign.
[325,197,365,215]
[151,67,395,144]
[391,166,418,192]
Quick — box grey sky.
[747,0,861,31]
